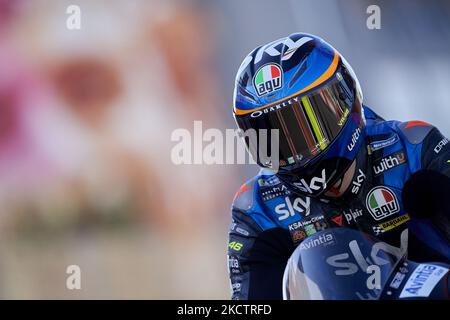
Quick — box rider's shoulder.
[364,105,400,138]
[232,176,258,212]
[396,120,435,145]
[232,169,281,211]
[231,169,281,231]
[364,106,435,145]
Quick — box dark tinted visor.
[236,75,355,169]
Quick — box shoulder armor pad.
[398,121,434,144]
[232,178,256,211]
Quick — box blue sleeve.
[228,180,294,299]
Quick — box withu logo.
[347,127,362,151]
[373,151,406,176]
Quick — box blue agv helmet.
[233,33,365,198]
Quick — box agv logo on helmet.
[253,63,283,97]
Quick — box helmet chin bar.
[324,160,357,198]
[276,156,354,198]
[276,132,368,199]
[321,143,369,201]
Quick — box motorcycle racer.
[228,33,450,300]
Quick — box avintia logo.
[299,233,334,250]
[253,64,283,96]
[366,186,400,220]
[399,264,449,298]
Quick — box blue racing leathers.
[227,106,450,300]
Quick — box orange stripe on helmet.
[234,50,340,116]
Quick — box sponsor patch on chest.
[365,186,400,220]
[288,214,329,244]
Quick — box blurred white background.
[0,0,449,298]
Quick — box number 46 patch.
[228,241,243,251]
